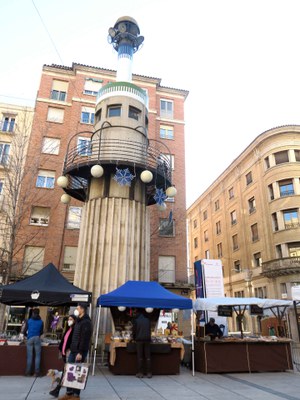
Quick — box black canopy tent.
[0,263,91,306]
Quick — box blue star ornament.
[113,168,134,187]
[154,188,167,205]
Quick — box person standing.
[204,317,223,340]
[133,309,152,379]
[58,304,92,400]
[49,314,77,398]
[25,308,44,377]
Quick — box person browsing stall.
[205,318,223,340]
[25,308,44,377]
[132,309,152,379]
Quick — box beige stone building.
[187,126,300,309]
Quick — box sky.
[1,0,300,207]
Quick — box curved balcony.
[261,257,300,278]
[96,81,148,106]
[62,125,172,204]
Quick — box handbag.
[61,362,89,390]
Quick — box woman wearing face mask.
[49,314,77,398]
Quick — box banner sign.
[250,305,264,315]
[218,305,233,317]
[194,260,204,299]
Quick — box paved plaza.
[1,367,300,400]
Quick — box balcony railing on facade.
[97,82,148,106]
[261,256,300,278]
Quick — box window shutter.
[52,80,69,91]
[84,80,102,93]
[47,107,64,123]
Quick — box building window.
[216,221,221,235]
[63,246,78,271]
[1,116,15,132]
[36,170,55,189]
[279,179,294,197]
[47,107,64,123]
[204,230,208,242]
[95,109,102,123]
[253,252,262,267]
[160,99,173,119]
[280,283,287,296]
[67,206,82,229]
[283,209,299,229]
[42,137,60,155]
[205,250,210,259]
[248,197,256,214]
[288,242,300,257]
[268,184,274,200]
[128,106,141,120]
[83,78,102,96]
[276,244,283,258]
[30,206,50,226]
[0,143,10,165]
[246,171,252,185]
[234,290,244,297]
[194,237,198,249]
[295,150,300,162]
[158,255,175,283]
[77,137,92,156]
[232,234,238,251]
[0,179,3,194]
[274,150,289,165]
[193,219,197,229]
[217,243,223,258]
[254,286,267,299]
[162,153,175,170]
[272,212,279,231]
[160,125,174,139]
[230,210,237,225]
[203,210,208,220]
[107,104,121,117]
[234,260,241,273]
[264,156,270,169]
[23,246,45,275]
[159,218,175,237]
[229,187,234,199]
[165,196,175,203]
[215,199,220,211]
[81,107,95,124]
[50,80,68,102]
[251,223,259,242]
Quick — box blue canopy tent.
[92,281,194,375]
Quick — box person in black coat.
[58,303,92,400]
[132,309,152,379]
[205,318,223,340]
[49,314,76,398]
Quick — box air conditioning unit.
[281,293,288,299]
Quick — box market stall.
[193,297,293,373]
[0,263,92,376]
[93,280,193,375]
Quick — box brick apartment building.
[13,63,190,295]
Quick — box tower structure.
[57,17,176,312]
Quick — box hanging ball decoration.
[145,307,154,313]
[157,202,167,211]
[57,175,69,188]
[91,165,104,178]
[140,170,153,183]
[166,186,177,198]
[118,306,126,312]
[61,194,71,204]
[172,308,180,313]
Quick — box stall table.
[0,345,63,376]
[109,342,184,375]
[195,340,292,373]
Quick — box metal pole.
[293,301,300,342]
[92,306,101,376]
[191,309,195,376]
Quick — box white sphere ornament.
[118,306,126,312]
[145,307,154,313]
[61,194,71,204]
[172,308,180,313]
[157,202,167,211]
[57,176,69,188]
[140,170,153,183]
[166,186,177,198]
[91,165,104,178]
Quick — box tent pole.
[92,306,101,376]
[191,309,195,376]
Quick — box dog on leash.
[46,369,62,388]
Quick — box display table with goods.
[93,280,193,375]
[195,337,292,373]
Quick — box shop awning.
[193,297,293,311]
[0,263,92,306]
[97,280,192,309]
